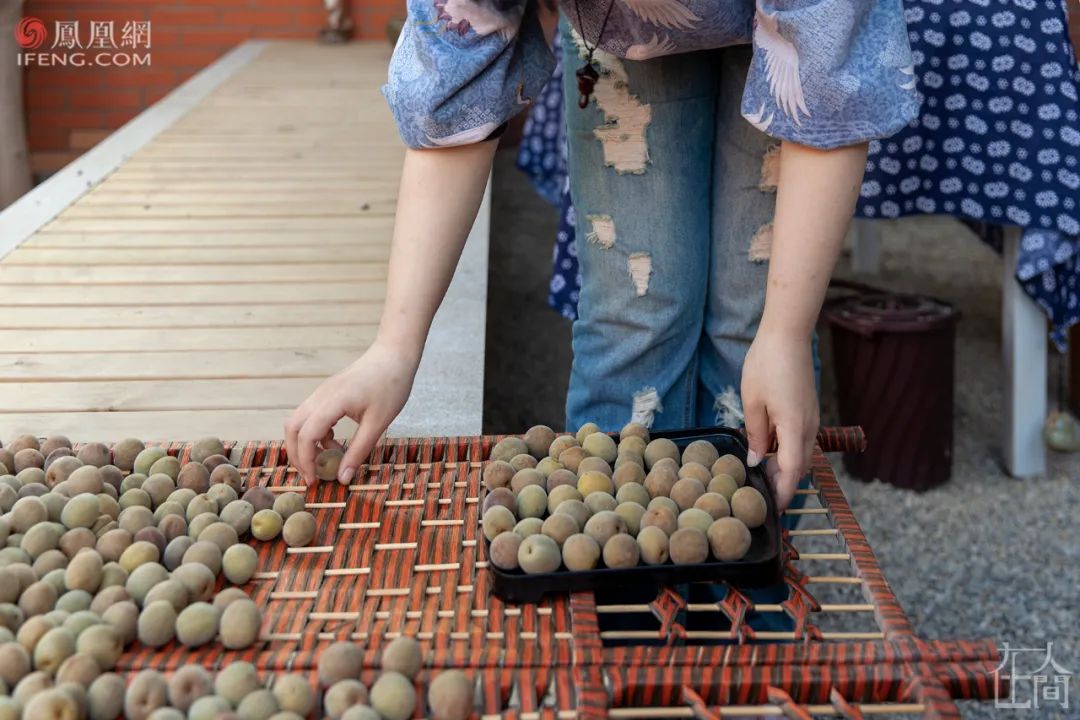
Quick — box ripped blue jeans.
[561,21,813,639]
[562,24,786,432]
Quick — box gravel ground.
[485,149,1078,718]
[826,218,1079,720]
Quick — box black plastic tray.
[485,427,783,604]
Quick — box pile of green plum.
[481,423,767,575]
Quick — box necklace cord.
[573,0,616,107]
[575,0,616,62]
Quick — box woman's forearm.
[759,141,868,339]
[742,140,868,500]
[375,142,498,360]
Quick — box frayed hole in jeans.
[759,143,781,192]
[585,214,616,249]
[631,386,663,428]
[569,29,652,174]
[627,252,652,296]
[714,386,744,428]
[749,223,773,263]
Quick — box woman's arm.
[377,142,497,355]
[286,141,497,486]
[741,140,868,509]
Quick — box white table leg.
[851,220,882,275]
[1002,227,1047,477]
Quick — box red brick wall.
[22,0,403,176]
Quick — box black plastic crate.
[486,427,783,604]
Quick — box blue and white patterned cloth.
[858,0,1080,349]
[384,0,920,150]
[521,1,1080,347]
[516,37,581,319]
[515,50,567,208]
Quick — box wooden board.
[39,216,397,233]
[0,349,360,381]
[0,282,387,305]
[0,42,416,441]
[77,191,401,205]
[0,264,388,284]
[0,326,374,353]
[23,235,391,249]
[3,247,393,265]
[58,201,397,219]
[0,377,330,412]
[0,410,358,442]
[0,304,377,328]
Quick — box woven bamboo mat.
[104,429,1001,718]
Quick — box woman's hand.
[284,142,497,487]
[742,140,868,510]
[741,329,819,511]
[285,341,419,487]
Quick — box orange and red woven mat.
[117,427,1001,719]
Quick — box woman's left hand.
[740,328,819,510]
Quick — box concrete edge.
[389,177,490,437]
[0,40,269,257]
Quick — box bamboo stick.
[602,704,925,718]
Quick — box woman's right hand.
[286,142,496,487]
[285,341,419,487]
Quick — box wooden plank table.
[0,41,488,442]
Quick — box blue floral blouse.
[520,2,1080,347]
[384,0,921,150]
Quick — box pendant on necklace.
[576,62,599,108]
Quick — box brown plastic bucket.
[823,292,960,491]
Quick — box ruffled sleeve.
[741,0,921,149]
[383,0,555,148]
